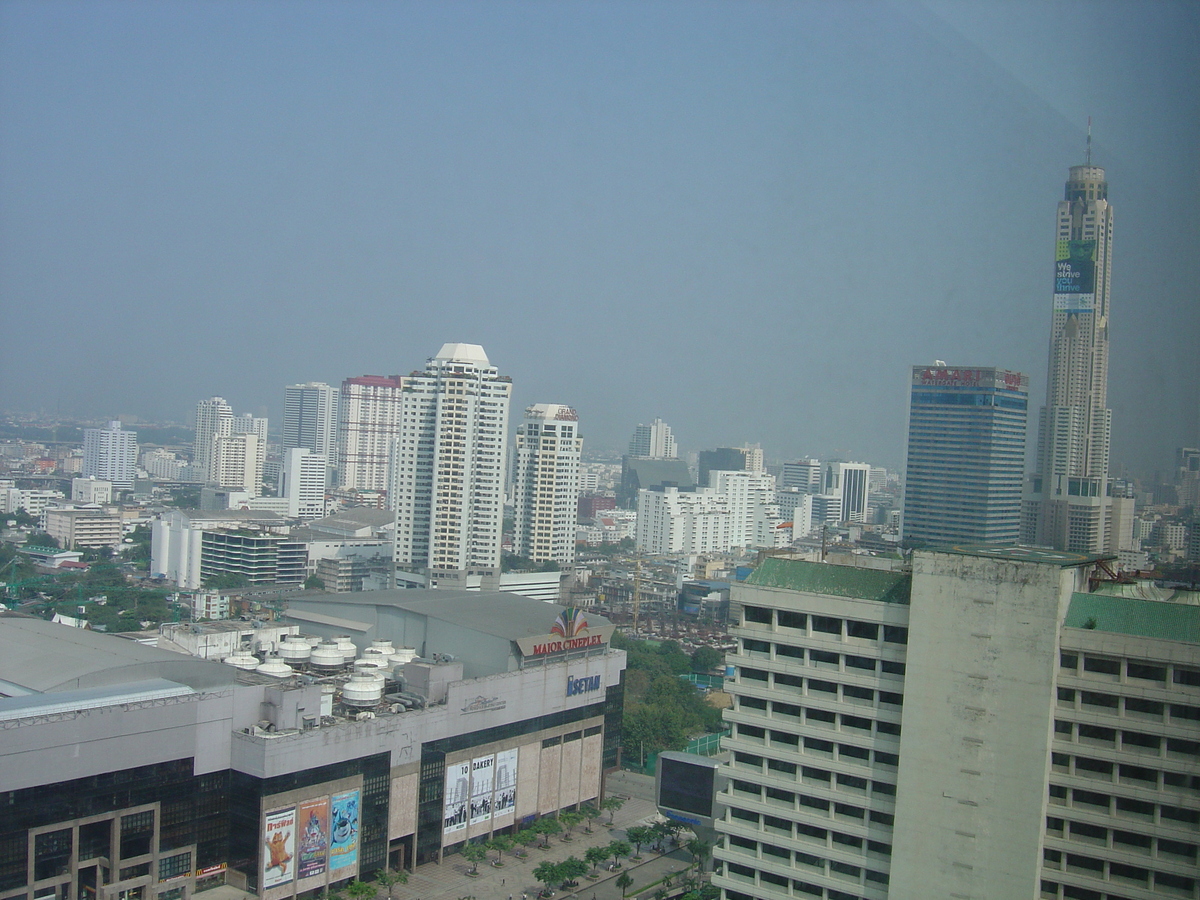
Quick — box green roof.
[1064,593,1200,643]
[746,557,910,605]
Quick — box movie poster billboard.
[262,807,297,890]
[493,748,518,818]
[1053,238,1096,312]
[443,761,470,835]
[469,755,495,826]
[328,790,360,873]
[296,797,330,879]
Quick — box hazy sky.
[2,1,1196,476]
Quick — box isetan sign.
[515,607,614,659]
[566,673,602,697]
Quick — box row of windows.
[739,642,907,678]
[732,690,902,740]
[1045,816,1197,863]
[1053,719,1200,759]
[1051,752,1200,794]
[725,835,890,887]
[725,862,873,899]
[1041,872,1196,899]
[1061,652,1199,688]
[742,607,909,644]
[732,731,899,772]
[730,771,896,813]
[725,806,893,856]
[1047,785,1200,828]
[1057,688,1200,725]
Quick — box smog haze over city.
[1,0,1196,476]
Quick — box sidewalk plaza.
[372,774,701,900]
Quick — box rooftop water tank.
[320,684,335,717]
[224,651,260,671]
[310,642,346,672]
[256,654,294,678]
[391,647,418,666]
[278,636,313,665]
[334,635,357,659]
[342,671,384,708]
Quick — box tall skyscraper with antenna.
[1021,140,1131,552]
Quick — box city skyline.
[1,2,1196,478]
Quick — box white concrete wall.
[890,551,1082,899]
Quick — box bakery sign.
[515,607,615,659]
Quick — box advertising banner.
[297,797,330,879]
[493,748,518,818]
[262,807,297,890]
[1053,238,1096,312]
[443,761,470,835]
[469,755,496,826]
[328,790,360,873]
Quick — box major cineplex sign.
[514,607,615,659]
[913,367,1027,391]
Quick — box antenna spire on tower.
[1086,116,1092,165]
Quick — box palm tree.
[616,871,634,898]
[685,837,711,873]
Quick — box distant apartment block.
[82,420,138,488]
[336,374,404,492]
[512,404,583,565]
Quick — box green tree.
[486,835,512,865]
[607,839,631,869]
[533,817,562,847]
[685,837,711,873]
[625,825,654,858]
[600,796,624,825]
[584,845,609,876]
[616,871,634,898]
[375,869,407,900]
[558,856,587,888]
[533,860,562,897]
[203,572,249,590]
[304,574,326,590]
[579,802,599,833]
[25,532,57,549]
[690,646,724,673]
[513,828,538,856]
[461,842,488,875]
[346,880,376,900]
[559,810,583,839]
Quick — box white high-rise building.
[210,432,261,497]
[1023,160,1125,552]
[636,471,786,555]
[823,461,871,524]
[193,397,232,483]
[231,413,267,481]
[82,420,138,489]
[389,344,511,581]
[283,382,338,461]
[629,417,678,458]
[512,404,583,565]
[337,375,405,493]
[716,547,1200,900]
[279,448,327,520]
